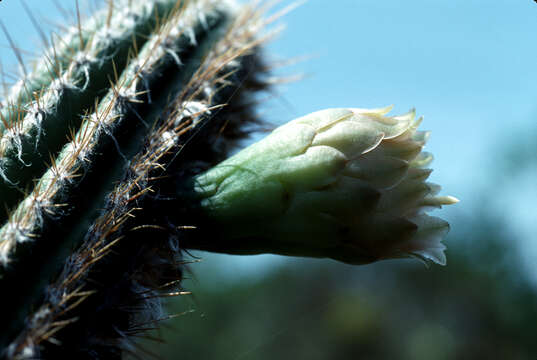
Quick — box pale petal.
[374,139,423,161]
[420,195,460,207]
[344,154,409,189]
[410,152,434,168]
[358,113,413,140]
[350,105,394,116]
[412,130,430,144]
[287,108,354,131]
[406,215,450,265]
[311,120,384,158]
[288,176,380,220]
[377,179,431,216]
[275,145,347,191]
[405,168,433,182]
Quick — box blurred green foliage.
[132,205,537,360]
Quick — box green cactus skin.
[0,0,196,225]
[0,0,227,266]
[0,0,187,131]
[0,2,108,128]
[0,1,272,357]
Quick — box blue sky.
[1,0,537,280]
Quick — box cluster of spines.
[0,0,200,224]
[1,0,225,352]
[2,0,275,358]
[0,0,227,265]
[0,0,184,125]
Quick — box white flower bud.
[192,107,458,265]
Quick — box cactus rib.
[3,1,271,357]
[0,0,200,225]
[0,0,240,354]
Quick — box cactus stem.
[2,2,275,356]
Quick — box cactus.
[0,0,456,359]
[0,1,275,357]
[0,0,193,220]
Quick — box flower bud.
[190,106,458,265]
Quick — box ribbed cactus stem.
[0,0,183,129]
[0,0,227,265]
[0,0,194,224]
[0,3,108,127]
[3,1,270,356]
[0,0,235,352]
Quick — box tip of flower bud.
[411,152,434,168]
[442,196,460,204]
[393,108,416,123]
[351,105,394,116]
[406,215,450,265]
